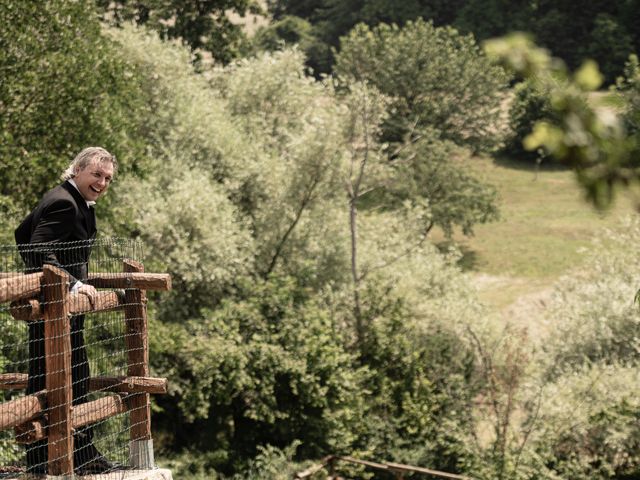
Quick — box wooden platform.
[0,467,173,480]
[74,468,173,480]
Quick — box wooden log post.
[42,265,73,476]
[123,260,154,469]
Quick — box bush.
[503,80,555,163]
[543,218,640,375]
[150,275,369,472]
[615,54,640,135]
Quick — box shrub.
[503,80,555,163]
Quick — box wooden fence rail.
[0,261,171,476]
[294,455,474,480]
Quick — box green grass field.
[433,155,637,310]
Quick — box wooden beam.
[0,373,28,390]
[0,272,43,303]
[123,260,153,442]
[87,272,171,291]
[73,395,128,429]
[8,298,41,322]
[0,392,46,431]
[294,456,335,479]
[43,265,73,476]
[68,290,122,315]
[330,457,474,480]
[15,394,129,444]
[89,376,168,394]
[1,373,168,395]
[10,290,123,322]
[15,418,46,444]
[386,462,472,480]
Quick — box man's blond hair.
[61,147,118,181]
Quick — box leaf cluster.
[334,20,510,152]
[96,0,261,64]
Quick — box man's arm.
[28,198,81,287]
[28,199,98,302]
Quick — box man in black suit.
[15,146,118,475]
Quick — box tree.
[96,0,261,64]
[211,49,348,284]
[334,20,510,152]
[532,0,634,80]
[454,0,532,41]
[266,0,466,74]
[267,0,640,84]
[150,275,370,472]
[251,16,315,54]
[0,0,148,212]
[390,131,499,237]
[581,13,634,84]
[340,82,391,343]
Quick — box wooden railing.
[294,455,473,480]
[0,261,171,476]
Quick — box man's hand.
[76,283,98,307]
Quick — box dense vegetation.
[1,1,639,478]
[261,0,640,83]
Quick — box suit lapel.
[62,181,96,237]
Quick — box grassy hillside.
[433,155,637,310]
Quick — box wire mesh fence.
[0,239,168,478]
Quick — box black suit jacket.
[15,181,97,286]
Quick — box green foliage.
[96,0,260,64]
[454,0,532,41]
[355,283,478,473]
[251,16,315,54]
[464,219,640,480]
[390,132,499,236]
[266,0,467,74]
[151,275,369,472]
[105,25,249,184]
[6,6,640,478]
[616,54,640,135]
[0,0,149,212]
[543,218,640,374]
[117,168,255,319]
[581,13,635,85]
[211,49,348,283]
[231,441,307,480]
[485,33,640,210]
[268,0,640,82]
[103,26,258,318]
[335,20,510,152]
[530,365,640,480]
[503,80,555,163]
[529,2,637,84]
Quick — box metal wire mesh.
[0,239,160,478]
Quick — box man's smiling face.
[73,160,114,202]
